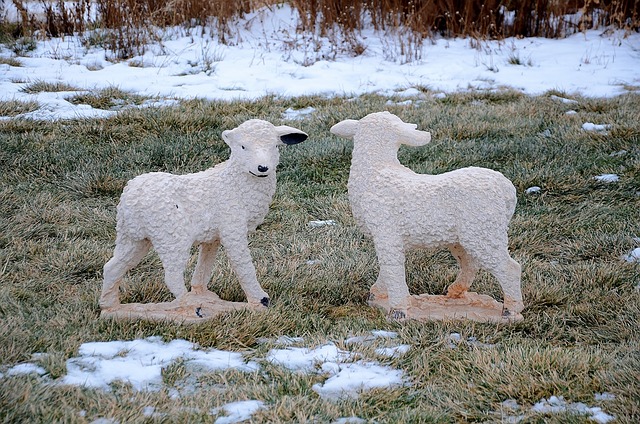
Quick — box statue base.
[100,290,264,324]
[368,291,523,323]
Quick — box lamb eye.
[241,145,246,150]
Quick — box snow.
[531,396,615,423]
[370,330,399,339]
[1,330,409,415]
[331,417,367,424]
[6,363,47,376]
[374,345,411,358]
[499,395,616,423]
[525,186,541,194]
[266,343,355,372]
[258,335,305,345]
[550,94,579,104]
[609,150,628,157]
[594,174,620,183]
[1,3,639,121]
[263,337,407,400]
[60,336,259,391]
[345,330,398,345]
[312,361,405,400]
[211,400,265,424]
[622,247,640,263]
[308,219,338,227]
[282,106,316,120]
[583,122,612,133]
[582,123,612,132]
[594,392,616,402]
[89,418,117,424]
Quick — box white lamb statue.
[100,119,308,321]
[330,111,523,322]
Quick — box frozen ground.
[3,332,409,423]
[2,332,616,423]
[0,4,639,121]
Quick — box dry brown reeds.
[291,0,639,39]
[94,0,257,57]
[3,0,639,59]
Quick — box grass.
[0,56,22,67]
[0,99,39,117]
[66,86,150,110]
[0,92,639,422]
[20,79,82,94]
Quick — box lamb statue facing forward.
[331,111,523,323]
[100,119,308,322]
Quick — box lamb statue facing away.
[100,119,308,322]
[331,111,523,322]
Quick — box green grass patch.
[0,92,639,422]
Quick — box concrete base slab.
[100,290,264,324]
[368,291,523,323]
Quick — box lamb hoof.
[501,308,523,322]
[260,297,270,307]
[389,309,406,320]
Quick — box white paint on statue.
[100,120,307,322]
[331,111,523,322]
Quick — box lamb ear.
[402,129,432,147]
[275,125,308,145]
[221,129,235,147]
[330,119,358,140]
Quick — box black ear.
[280,132,308,145]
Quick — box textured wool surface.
[100,120,308,309]
[331,112,523,318]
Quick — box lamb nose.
[258,165,268,172]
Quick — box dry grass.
[0,98,39,116]
[0,92,639,422]
[65,86,150,109]
[0,56,22,66]
[20,79,81,93]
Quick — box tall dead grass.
[96,0,253,44]
[292,0,639,38]
[4,0,640,58]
